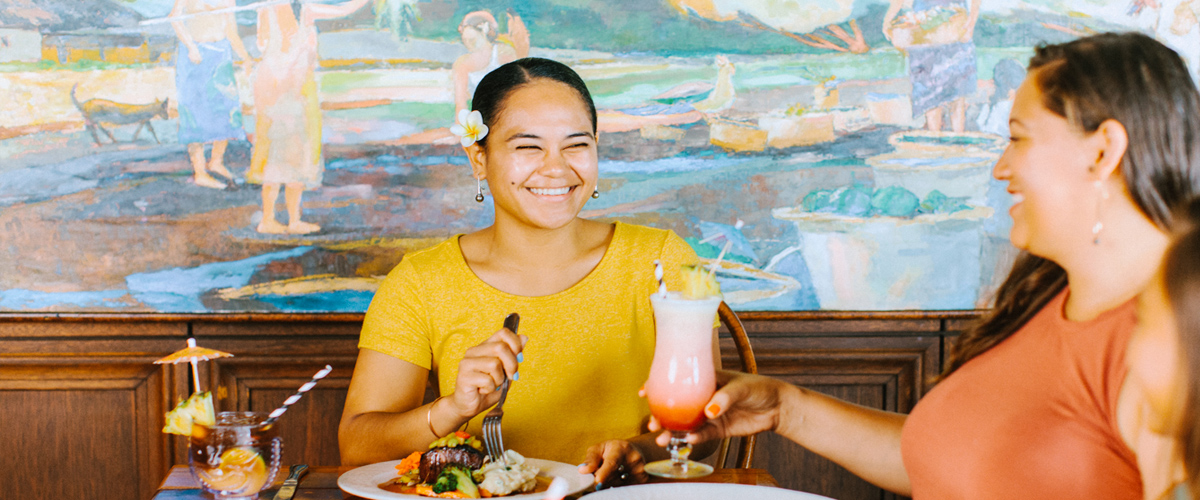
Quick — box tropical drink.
[189,412,281,500]
[644,287,721,479]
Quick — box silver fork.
[482,313,519,465]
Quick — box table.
[154,465,780,499]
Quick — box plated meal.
[383,431,547,498]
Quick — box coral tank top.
[901,289,1141,499]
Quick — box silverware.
[482,313,519,465]
[272,464,308,500]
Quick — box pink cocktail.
[644,292,720,478]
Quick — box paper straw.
[708,240,732,280]
[653,260,667,296]
[265,365,332,424]
[544,477,569,500]
[697,219,744,244]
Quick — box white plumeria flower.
[450,109,488,148]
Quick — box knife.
[272,464,308,500]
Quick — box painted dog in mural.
[71,83,169,146]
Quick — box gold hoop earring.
[476,179,485,203]
[591,188,600,199]
[1092,179,1109,245]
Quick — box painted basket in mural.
[867,148,998,205]
[772,206,992,310]
[886,130,1007,153]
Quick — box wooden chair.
[714,300,757,468]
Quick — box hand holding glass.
[644,292,720,478]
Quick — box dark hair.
[471,57,597,147]
[1167,198,1200,496]
[941,32,1200,380]
[990,58,1025,106]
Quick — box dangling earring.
[591,188,600,199]
[1092,179,1109,245]
[475,179,485,203]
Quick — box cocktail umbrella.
[155,331,233,392]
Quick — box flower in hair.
[451,109,488,147]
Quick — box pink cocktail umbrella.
[155,332,232,392]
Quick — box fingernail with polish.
[512,371,519,381]
[517,352,524,363]
[707,403,721,415]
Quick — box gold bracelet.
[427,396,446,439]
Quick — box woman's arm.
[453,56,470,117]
[224,12,252,62]
[339,327,526,465]
[667,371,912,495]
[170,0,201,62]
[338,349,452,465]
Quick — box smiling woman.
[338,58,717,490]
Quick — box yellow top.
[359,221,704,463]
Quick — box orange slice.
[197,447,268,493]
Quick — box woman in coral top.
[338,58,715,486]
[659,32,1200,499]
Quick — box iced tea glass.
[644,292,720,479]
[189,411,282,500]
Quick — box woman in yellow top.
[338,57,713,486]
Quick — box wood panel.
[0,361,178,500]
[0,314,967,500]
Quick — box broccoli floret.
[431,468,457,494]
[431,466,480,498]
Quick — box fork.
[482,313,519,465]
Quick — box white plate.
[585,483,835,500]
[337,458,594,499]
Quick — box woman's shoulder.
[608,222,695,261]
[388,236,465,275]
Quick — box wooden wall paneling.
[196,322,360,468]
[0,329,185,500]
[737,335,941,500]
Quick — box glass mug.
[189,411,282,500]
[644,292,721,478]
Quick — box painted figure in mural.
[653,33,1200,499]
[883,0,981,133]
[169,0,252,190]
[1125,198,1200,499]
[974,58,1024,137]
[451,10,530,117]
[247,0,370,235]
[340,58,717,486]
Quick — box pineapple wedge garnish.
[680,264,721,299]
[163,391,215,436]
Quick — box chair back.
[715,301,757,468]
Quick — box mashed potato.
[476,450,539,496]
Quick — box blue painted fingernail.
[512,371,519,381]
[516,352,524,363]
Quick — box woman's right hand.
[447,326,527,419]
[649,370,787,446]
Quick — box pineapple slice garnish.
[680,264,721,299]
[163,391,216,436]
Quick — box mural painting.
[0,0,1192,312]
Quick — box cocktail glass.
[644,292,721,479]
[189,411,282,500]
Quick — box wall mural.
[0,0,1192,313]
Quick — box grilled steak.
[419,445,485,483]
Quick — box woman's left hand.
[578,439,648,488]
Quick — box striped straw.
[653,260,667,296]
[265,365,333,425]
